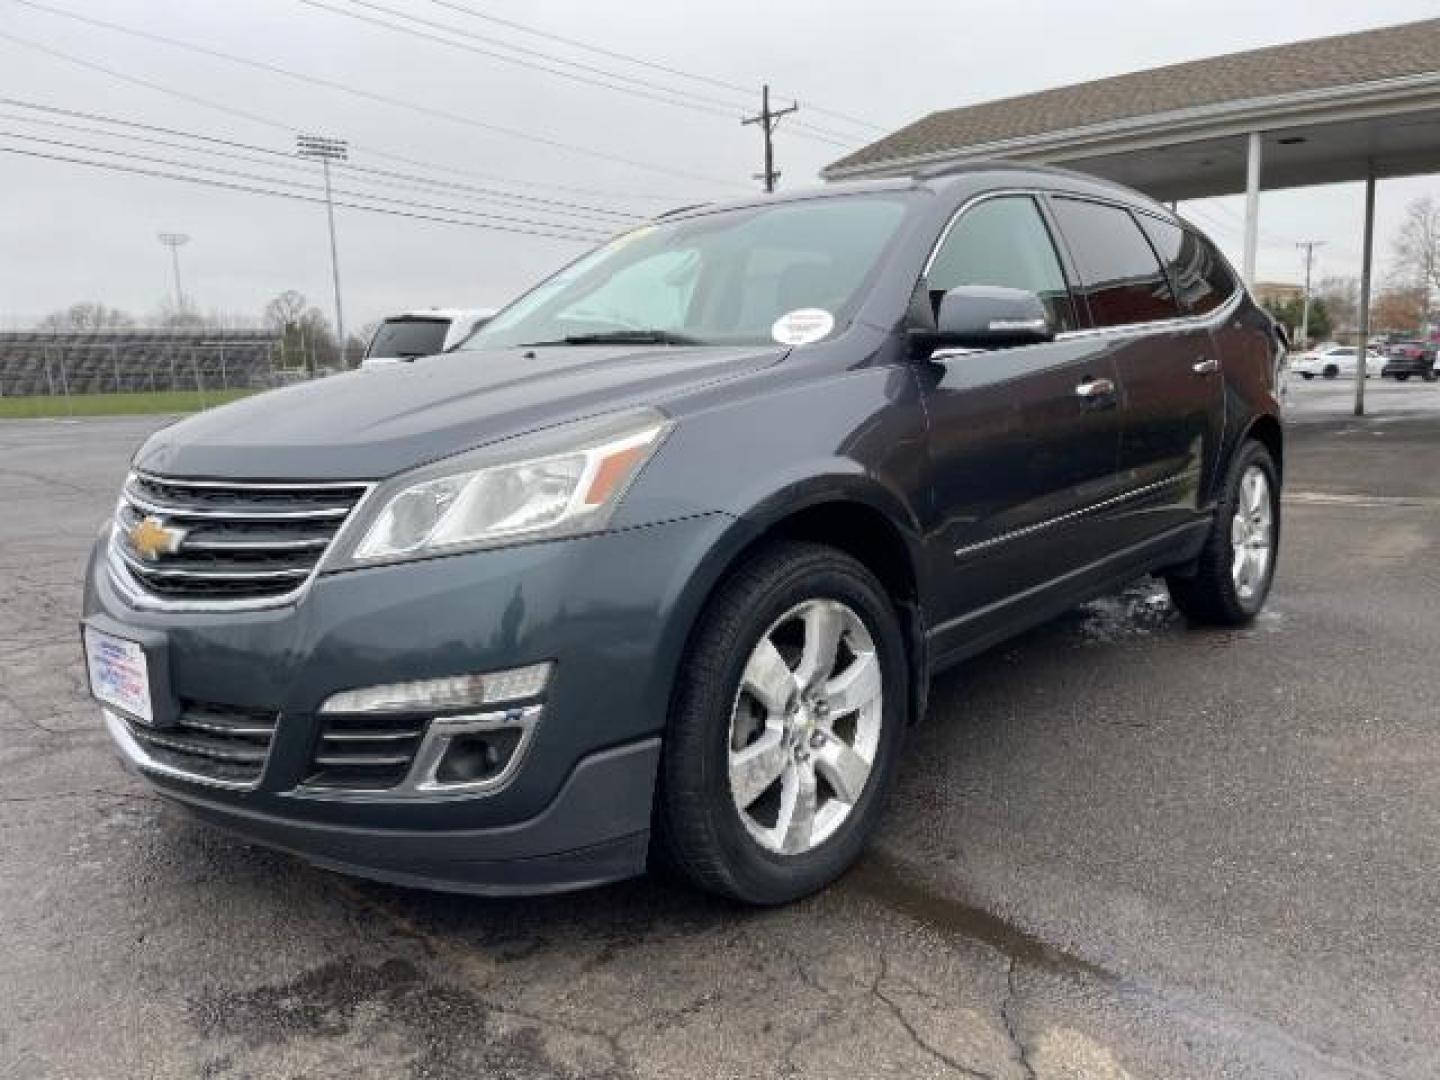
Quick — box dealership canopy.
[823,19,1440,413]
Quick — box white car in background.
[361,307,496,367]
[1290,343,1384,380]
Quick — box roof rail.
[655,202,709,219]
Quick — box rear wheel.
[1299,371,1315,380]
[1323,365,1339,379]
[655,542,907,904]
[1166,441,1279,626]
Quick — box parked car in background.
[1290,343,1383,379]
[83,165,1283,904]
[1380,340,1438,382]
[361,308,496,367]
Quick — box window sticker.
[771,308,835,346]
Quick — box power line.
[0,141,606,243]
[296,0,857,149]
[0,98,643,223]
[4,0,748,189]
[0,38,681,206]
[0,131,612,240]
[419,0,890,134]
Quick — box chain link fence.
[0,329,304,405]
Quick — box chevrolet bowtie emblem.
[129,515,186,561]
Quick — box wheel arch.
[1241,412,1284,480]
[667,479,930,731]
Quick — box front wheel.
[1166,441,1280,626]
[1299,372,1315,380]
[1323,366,1339,379]
[655,542,908,904]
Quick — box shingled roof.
[824,18,1440,177]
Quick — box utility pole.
[297,133,348,367]
[1295,240,1326,350]
[157,232,190,313]
[741,85,798,194]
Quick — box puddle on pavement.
[844,849,1115,984]
[1066,582,1180,645]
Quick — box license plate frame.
[84,625,155,726]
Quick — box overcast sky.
[3,0,1438,334]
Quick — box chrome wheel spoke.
[727,597,885,857]
[777,762,818,854]
[814,737,870,804]
[825,651,881,717]
[729,726,787,809]
[795,602,844,691]
[1230,465,1273,601]
[742,638,797,713]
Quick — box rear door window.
[926,195,1077,332]
[1050,198,1181,327]
[1136,216,1237,316]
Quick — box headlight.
[331,409,671,567]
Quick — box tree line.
[33,292,376,372]
[1260,195,1440,347]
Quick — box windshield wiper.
[520,329,702,347]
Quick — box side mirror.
[921,285,1056,352]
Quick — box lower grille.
[306,712,428,790]
[125,701,278,784]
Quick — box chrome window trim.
[107,472,378,614]
[919,187,1244,341]
[953,475,1188,559]
[103,707,264,792]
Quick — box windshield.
[463,194,912,350]
[367,318,450,358]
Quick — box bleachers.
[0,329,283,397]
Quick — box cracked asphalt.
[2,382,1437,1079]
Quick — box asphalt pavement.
[2,382,1437,1079]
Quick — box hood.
[136,344,785,480]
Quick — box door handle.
[1192,357,1220,376]
[1075,376,1117,400]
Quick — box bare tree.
[37,301,135,331]
[263,290,308,332]
[1391,196,1440,323]
[1371,283,1428,335]
[1314,275,1358,333]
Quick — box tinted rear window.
[1137,216,1237,316]
[1051,198,1180,327]
[367,318,449,358]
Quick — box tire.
[655,541,908,905]
[1396,372,1411,382]
[1323,366,1339,379]
[1166,441,1280,626]
[1299,372,1314,380]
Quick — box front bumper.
[83,512,737,893]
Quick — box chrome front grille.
[110,472,369,608]
[121,700,279,785]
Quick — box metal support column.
[1242,131,1262,286]
[1355,166,1377,417]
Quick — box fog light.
[319,662,552,714]
[435,727,525,784]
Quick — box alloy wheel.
[727,599,883,855]
[1231,466,1273,602]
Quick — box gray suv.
[82,164,1283,904]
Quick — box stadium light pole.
[296,134,348,367]
[157,232,190,311]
